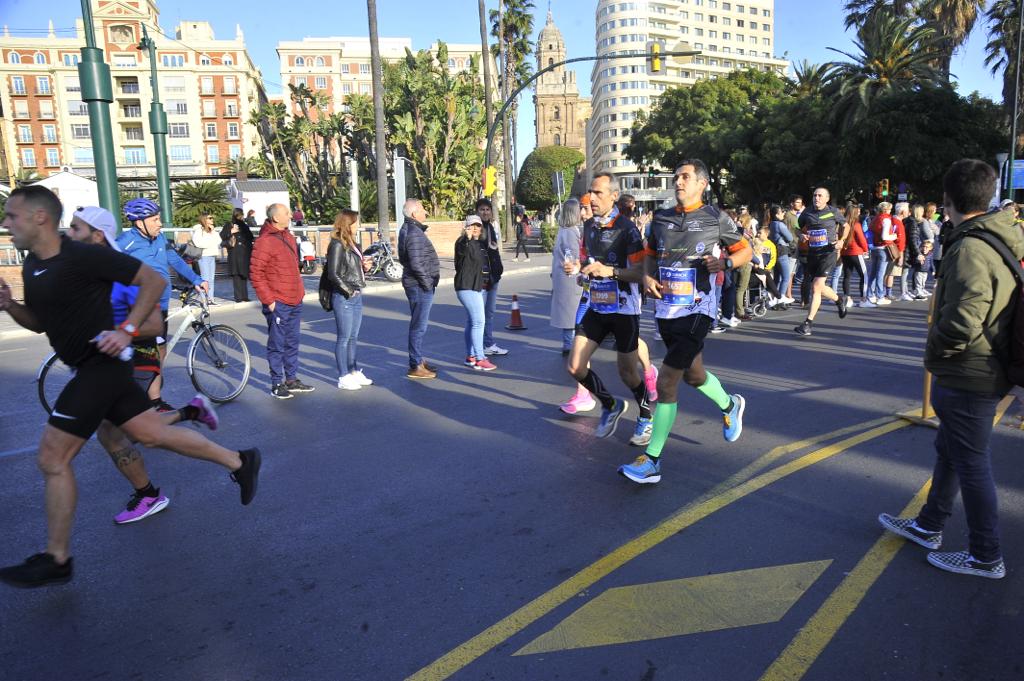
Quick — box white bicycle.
[38,286,251,413]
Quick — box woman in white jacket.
[190,213,222,304]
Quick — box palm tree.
[367,0,392,240]
[922,0,988,81]
[842,0,922,31]
[828,9,945,130]
[172,180,230,226]
[791,60,835,97]
[489,0,535,172]
[985,0,1022,135]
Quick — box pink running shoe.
[188,393,219,431]
[114,491,170,525]
[560,389,597,415]
[644,365,659,402]
[474,358,497,371]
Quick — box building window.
[39,100,54,118]
[68,100,88,116]
[763,8,770,16]
[72,124,91,139]
[123,104,142,118]
[22,149,37,167]
[227,123,239,139]
[43,125,57,143]
[125,126,144,141]
[162,55,184,68]
[18,125,32,143]
[207,146,220,163]
[170,145,192,161]
[448,58,455,68]
[315,56,325,67]
[315,76,327,89]
[224,76,236,94]
[113,53,137,67]
[554,133,561,146]
[294,76,307,87]
[201,77,214,94]
[223,55,234,66]
[35,52,46,64]
[169,123,190,138]
[165,75,185,92]
[360,63,370,74]
[359,83,371,95]
[12,76,26,95]
[9,53,21,64]
[205,123,218,139]
[295,56,305,67]
[46,148,60,167]
[63,54,79,66]
[203,100,216,117]
[73,148,94,164]
[342,84,352,95]
[553,106,560,121]
[125,147,147,165]
[226,101,239,117]
[168,100,188,115]
[200,54,212,66]
[121,80,139,94]
[229,144,241,160]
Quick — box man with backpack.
[879,159,1024,579]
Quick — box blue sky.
[4,0,1007,162]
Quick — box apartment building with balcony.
[0,0,267,181]
[587,0,788,206]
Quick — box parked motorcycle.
[363,231,403,282]
[297,234,318,275]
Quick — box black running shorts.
[806,248,838,279]
[578,309,640,353]
[657,313,713,371]
[48,356,153,439]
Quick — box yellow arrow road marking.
[407,417,907,680]
[514,560,833,655]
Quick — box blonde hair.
[332,209,360,248]
[912,204,925,220]
[877,201,893,213]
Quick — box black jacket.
[454,236,485,291]
[220,218,254,277]
[398,217,440,291]
[326,238,366,298]
[481,221,504,284]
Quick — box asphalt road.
[1,268,1022,681]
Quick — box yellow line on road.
[759,395,1015,681]
[407,418,908,681]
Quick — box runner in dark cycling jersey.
[618,159,750,485]
[794,187,849,337]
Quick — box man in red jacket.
[250,203,315,399]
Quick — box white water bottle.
[93,332,135,362]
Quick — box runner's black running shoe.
[0,553,73,588]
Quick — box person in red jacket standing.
[250,203,315,399]
[840,205,873,307]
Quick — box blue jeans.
[561,328,575,350]
[331,291,363,375]
[262,301,301,385]
[916,384,1004,562]
[775,254,794,297]
[456,289,486,359]
[827,260,843,292]
[404,285,434,368]
[198,256,216,299]
[482,281,499,347]
[867,248,889,299]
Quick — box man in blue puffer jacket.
[117,198,208,408]
[398,198,440,379]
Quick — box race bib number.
[808,229,828,248]
[659,267,696,306]
[589,278,620,313]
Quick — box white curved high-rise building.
[587,0,789,207]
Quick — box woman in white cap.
[454,215,496,371]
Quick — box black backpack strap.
[962,230,1024,286]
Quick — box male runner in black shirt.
[0,186,261,588]
[794,187,849,337]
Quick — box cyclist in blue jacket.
[116,198,208,410]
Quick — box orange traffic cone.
[505,294,528,330]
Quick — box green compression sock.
[697,371,732,412]
[645,402,678,458]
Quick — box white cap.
[73,206,121,251]
[464,214,483,227]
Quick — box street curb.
[0,264,551,343]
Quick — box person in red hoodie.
[840,204,872,307]
[250,203,315,399]
[868,201,897,304]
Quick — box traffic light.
[646,41,663,74]
[482,165,497,197]
[647,167,657,178]
[880,178,889,197]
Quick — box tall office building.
[534,11,591,156]
[0,0,267,181]
[587,0,788,206]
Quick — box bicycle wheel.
[187,324,251,402]
[37,352,75,415]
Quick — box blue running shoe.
[595,399,628,438]
[629,417,653,446]
[722,394,745,442]
[619,454,661,484]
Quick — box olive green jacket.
[925,209,1024,395]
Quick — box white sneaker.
[484,344,509,356]
[338,374,362,391]
[877,297,892,306]
[901,292,915,301]
[350,370,372,386]
[727,316,741,327]
[845,297,853,309]
[868,296,878,304]
[780,296,795,305]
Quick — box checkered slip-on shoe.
[927,551,1006,579]
[878,513,942,550]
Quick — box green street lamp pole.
[482,49,700,190]
[1006,0,1024,200]
[139,25,172,225]
[77,0,119,219]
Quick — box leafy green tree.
[985,0,1023,146]
[172,181,231,227]
[515,145,584,211]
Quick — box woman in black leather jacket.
[327,209,372,390]
[220,207,255,302]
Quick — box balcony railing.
[13,111,30,119]
[18,133,33,144]
[122,107,142,118]
[12,85,27,95]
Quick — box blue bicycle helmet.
[123,197,161,221]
